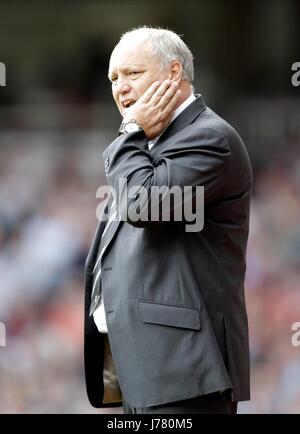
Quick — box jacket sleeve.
[102,126,231,229]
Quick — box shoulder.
[193,106,243,145]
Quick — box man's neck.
[169,92,196,124]
[174,81,193,109]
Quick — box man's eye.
[129,71,141,77]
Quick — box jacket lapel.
[88,194,122,268]
[85,194,113,271]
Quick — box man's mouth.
[121,99,136,109]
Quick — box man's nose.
[115,80,131,95]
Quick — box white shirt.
[93,92,196,333]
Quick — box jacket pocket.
[138,300,201,330]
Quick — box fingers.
[156,81,179,110]
[162,88,182,118]
[142,79,173,103]
[148,79,172,103]
[141,79,181,124]
[141,81,161,103]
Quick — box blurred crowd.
[0,126,299,413]
[240,151,300,413]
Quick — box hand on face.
[122,79,182,140]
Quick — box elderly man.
[84,27,252,414]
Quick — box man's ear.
[168,59,183,83]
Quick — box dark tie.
[89,199,117,316]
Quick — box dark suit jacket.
[84,95,252,408]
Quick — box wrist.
[118,119,144,135]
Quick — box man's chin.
[120,102,137,117]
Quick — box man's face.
[108,39,170,116]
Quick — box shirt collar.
[169,93,196,124]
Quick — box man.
[84,27,252,414]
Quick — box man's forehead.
[109,39,153,70]
[113,36,150,55]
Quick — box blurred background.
[0,0,300,413]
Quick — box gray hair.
[119,27,194,83]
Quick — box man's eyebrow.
[108,64,146,80]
